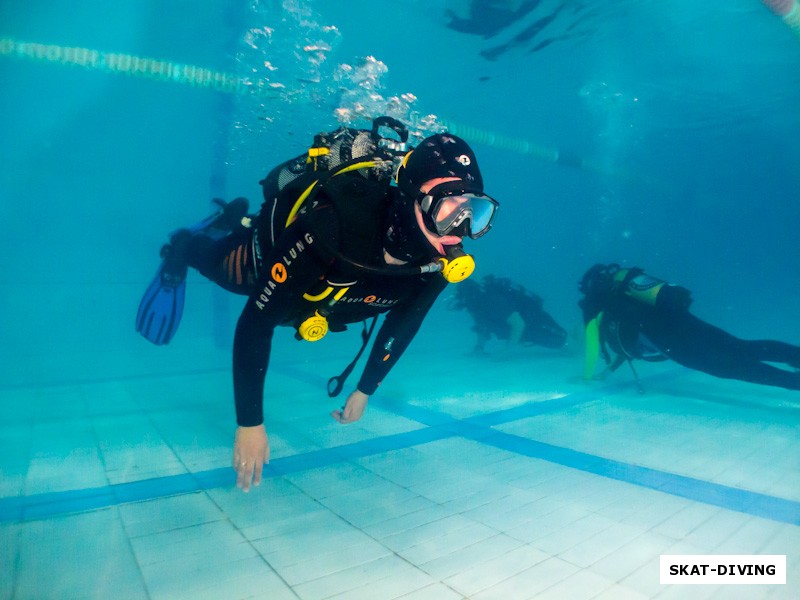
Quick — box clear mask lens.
[429,193,498,238]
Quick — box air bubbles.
[233,2,443,149]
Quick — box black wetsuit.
[188,188,447,427]
[460,283,566,350]
[594,293,800,391]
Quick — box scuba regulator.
[295,243,474,342]
[297,310,329,342]
[432,244,475,283]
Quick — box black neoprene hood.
[397,133,483,195]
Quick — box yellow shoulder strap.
[284,160,379,228]
[583,312,603,380]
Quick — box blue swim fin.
[135,232,190,345]
[135,198,249,345]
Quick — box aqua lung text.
[255,233,314,310]
[339,296,400,308]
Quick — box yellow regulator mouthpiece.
[297,311,328,341]
[440,253,475,283]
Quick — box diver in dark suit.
[578,263,800,390]
[450,274,567,353]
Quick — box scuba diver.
[579,263,800,392]
[135,118,500,491]
[450,275,567,353]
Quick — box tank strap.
[613,266,643,292]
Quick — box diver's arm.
[232,216,332,490]
[232,219,331,426]
[583,313,603,380]
[356,276,448,396]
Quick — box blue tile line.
[1,368,798,526]
[0,426,456,523]
[475,430,800,526]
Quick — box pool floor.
[1,351,798,599]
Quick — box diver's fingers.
[252,458,264,487]
[235,460,254,492]
[330,408,347,423]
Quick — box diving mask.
[418,181,499,239]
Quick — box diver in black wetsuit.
[450,275,567,353]
[154,123,499,491]
[578,263,800,391]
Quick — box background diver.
[449,274,567,354]
[578,263,800,392]
[135,120,500,491]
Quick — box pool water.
[1,1,798,598]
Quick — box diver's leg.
[163,197,249,265]
[742,340,800,369]
[172,198,256,294]
[186,227,256,295]
[736,363,800,390]
[694,357,800,390]
[658,316,800,390]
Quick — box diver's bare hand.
[233,425,269,492]
[331,390,369,424]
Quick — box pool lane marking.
[2,416,798,525]
[0,427,455,522]
[1,370,798,525]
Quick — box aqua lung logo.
[271,263,287,283]
[455,154,471,166]
[255,232,314,310]
[338,295,399,308]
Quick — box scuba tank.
[612,267,692,312]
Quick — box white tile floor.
[0,350,798,599]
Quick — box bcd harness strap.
[326,316,378,398]
[285,158,385,228]
[285,157,389,396]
